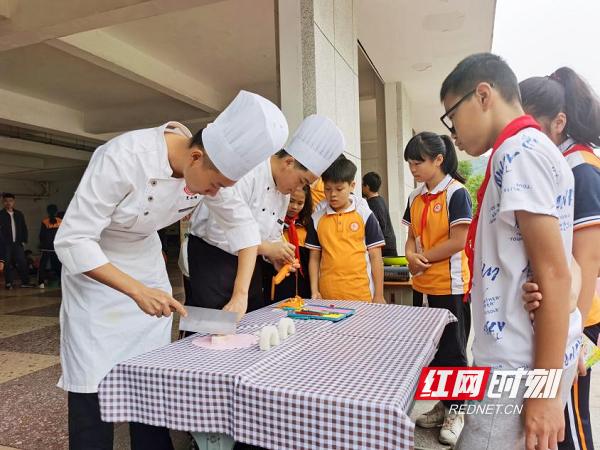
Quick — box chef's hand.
[223,292,248,320]
[311,291,322,300]
[263,241,296,265]
[0,261,4,273]
[131,285,188,318]
[273,258,301,273]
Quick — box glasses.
[440,89,476,134]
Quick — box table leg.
[191,432,235,450]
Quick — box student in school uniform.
[53,90,289,450]
[187,115,345,314]
[306,156,386,303]
[440,53,582,450]
[267,185,313,302]
[402,131,472,446]
[519,67,600,450]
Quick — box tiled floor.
[0,268,598,450]
[0,267,191,450]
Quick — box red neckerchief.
[284,214,304,276]
[418,177,453,235]
[563,143,596,158]
[464,115,542,301]
[419,192,445,237]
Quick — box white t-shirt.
[471,126,582,370]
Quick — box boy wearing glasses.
[440,53,582,450]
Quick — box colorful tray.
[286,304,356,322]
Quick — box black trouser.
[413,291,471,408]
[4,241,29,285]
[187,235,264,312]
[68,392,173,450]
[38,250,61,284]
[559,322,599,450]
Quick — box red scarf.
[284,215,304,276]
[464,115,542,301]
[419,191,445,236]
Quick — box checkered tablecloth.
[99,301,455,449]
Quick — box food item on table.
[259,325,280,351]
[211,335,232,345]
[192,334,258,350]
[277,317,296,340]
[278,295,304,310]
[273,263,292,284]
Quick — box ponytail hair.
[403,131,466,183]
[519,67,600,147]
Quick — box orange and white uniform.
[402,174,472,296]
[306,196,384,301]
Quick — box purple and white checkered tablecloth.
[99,301,455,449]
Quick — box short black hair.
[321,155,356,183]
[189,128,219,172]
[2,193,15,199]
[440,53,521,104]
[362,172,381,192]
[275,149,308,171]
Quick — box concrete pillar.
[277,0,361,191]
[384,81,415,250]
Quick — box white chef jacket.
[190,158,290,254]
[54,122,258,393]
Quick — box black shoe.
[5,283,12,290]
[20,283,35,288]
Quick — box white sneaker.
[38,283,45,289]
[438,409,464,446]
[415,401,446,428]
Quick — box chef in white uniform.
[187,114,345,313]
[54,90,288,450]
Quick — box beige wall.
[278,0,361,194]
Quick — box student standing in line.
[268,185,313,302]
[440,53,581,450]
[402,132,472,447]
[54,90,289,450]
[307,156,386,303]
[519,67,600,450]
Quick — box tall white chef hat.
[202,91,289,181]
[285,114,345,176]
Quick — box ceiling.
[358,0,496,134]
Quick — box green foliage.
[457,160,473,181]
[465,174,484,211]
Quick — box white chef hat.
[285,114,345,176]
[202,91,289,181]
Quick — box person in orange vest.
[402,131,472,446]
[38,204,62,288]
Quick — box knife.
[178,306,238,335]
